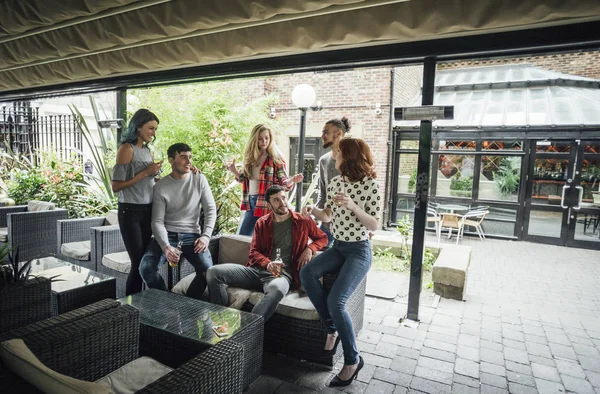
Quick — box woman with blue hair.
[112,109,162,295]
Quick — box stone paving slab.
[244,237,600,394]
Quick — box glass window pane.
[436,154,474,198]
[535,141,570,153]
[505,89,526,125]
[528,88,550,125]
[532,158,568,204]
[399,139,419,150]
[439,141,476,150]
[581,157,600,203]
[397,153,418,194]
[528,210,562,237]
[481,90,506,126]
[482,140,523,151]
[480,156,522,202]
[476,206,517,237]
[574,211,600,243]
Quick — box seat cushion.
[0,227,7,242]
[218,234,251,265]
[105,210,118,226]
[248,290,320,320]
[27,200,56,212]
[0,339,110,394]
[61,241,91,261]
[96,356,172,394]
[172,273,252,310]
[102,252,131,274]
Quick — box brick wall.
[438,50,600,79]
[265,67,392,198]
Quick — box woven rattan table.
[119,289,264,390]
[30,257,116,315]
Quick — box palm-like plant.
[68,103,117,214]
[0,246,33,287]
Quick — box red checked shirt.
[247,210,328,290]
[238,155,290,217]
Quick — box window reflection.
[480,156,521,202]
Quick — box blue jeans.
[300,239,372,365]
[320,223,335,249]
[139,232,213,299]
[238,194,260,236]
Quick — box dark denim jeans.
[139,232,213,299]
[117,202,152,296]
[300,239,371,365]
[238,194,259,236]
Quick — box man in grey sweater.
[139,143,216,299]
[313,117,350,248]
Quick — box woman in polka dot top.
[300,138,380,387]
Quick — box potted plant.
[0,246,52,332]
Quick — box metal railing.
[0,102,81,162]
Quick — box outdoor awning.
[1,0,600,96]
[395,65,600,129]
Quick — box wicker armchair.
[0,277,52,333]
[90,225,168,297]
[0,300,245,393]
[0,204,68,262]
[57,216,106,270]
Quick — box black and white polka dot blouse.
[325,175,381,242]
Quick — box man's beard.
[323,141,333,149]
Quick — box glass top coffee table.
[119,289,264,390]
[30,257,116,315]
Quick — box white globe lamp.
[291,84,316,109]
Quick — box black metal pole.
[295,108,307,212]
[406,57,436,322]
[116,88,127,143]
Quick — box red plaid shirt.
[238,155,290,217]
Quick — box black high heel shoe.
[329,356,364,387]
[322,334,341,358]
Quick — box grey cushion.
[0,227,7,242]
[102,251,131,274]
[96,356,172,394]
[0,339,110,394]
[27,200,56,212]
[105,210,118,226]
[218,234,252,265]
[60,241,91,261]
[248,290,320,320]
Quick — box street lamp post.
[291,84,316,212]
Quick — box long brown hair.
[242,124,283,178]
[338,138,376,182]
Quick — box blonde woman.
[227,124,303,236]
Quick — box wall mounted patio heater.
[394,105,454,121]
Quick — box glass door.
[523,140,600,248]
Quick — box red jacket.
[248,210,328,289]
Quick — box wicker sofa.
[174,234,367,367]
[56,210,119,270]
[0,299,245,393]
[0,201,68,262]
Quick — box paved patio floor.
[244,235,600,394]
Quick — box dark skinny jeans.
[117,202,153,296]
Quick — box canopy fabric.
[1,0,600,95]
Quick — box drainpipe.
[383,67,396,229]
